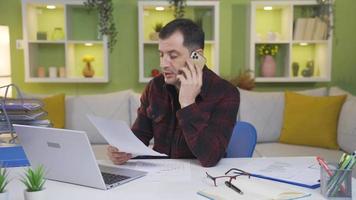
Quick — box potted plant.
[82,55,95,78]
[21,165,46,200]
[230,69,255,91]
[0,167,9,200]
[149,22,163,41]
[257,44,279,77]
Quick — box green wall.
[1,0,356,95]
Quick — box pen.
[316,156,346,193]
[225,181,243,195]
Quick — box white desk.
[6,157,356,200]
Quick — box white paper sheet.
[121,159,192,182]
[198,177,311,200]
[87,115,167,156]
[240,157,320,186]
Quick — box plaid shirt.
[131,67,240,167]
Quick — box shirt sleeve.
[176,88,240,167]
[131,83,153,146]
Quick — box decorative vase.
[292,62,299,77]
[24,189,45,200]
[0,191,9,200]
[51,27,64,41]
[261,55,276,77]
[82,62,95,78]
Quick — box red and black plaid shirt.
[131,67,240,167]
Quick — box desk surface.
[6,157,356,200]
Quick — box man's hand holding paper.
[87,115,167,159]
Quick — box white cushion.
[65,90,132,144]
[254,143,344,162]
[329,87,356,154]
[129,92,141,126]
[238,87,327,142]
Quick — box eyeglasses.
[205,168,251,187]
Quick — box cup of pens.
[320,163,352,199]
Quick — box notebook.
[198,178,311,200]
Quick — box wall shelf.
[22,0,109,83]
[138,0,220,83]
[249,0,333,82]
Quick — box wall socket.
[16,39,24,49]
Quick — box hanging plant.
[316,0,335,39]
[169,0,187,18]
[84,0,118,52]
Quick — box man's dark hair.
[159,18,204,51]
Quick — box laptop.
[13,124,147,190]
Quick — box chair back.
[226,121,257,158]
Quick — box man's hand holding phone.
[176,51,206,108]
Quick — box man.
[108,18,239,167]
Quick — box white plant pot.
[24,189,45,200]
[0,191,9,200]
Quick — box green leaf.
[20,165,46,192]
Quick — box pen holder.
[320,163,352,199]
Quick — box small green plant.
[0,167,9,193]
[257,44,279,57]
[153,22,164,33]
[21,165,46,192]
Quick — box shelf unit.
[138,1,219,83]
[249,0,332,82]
[21,0,109,83]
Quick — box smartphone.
[190,51,206,69]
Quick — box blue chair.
[226,121,257,158]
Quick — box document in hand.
[87,115,167,157]
[198,178,311,200]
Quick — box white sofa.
[64,87,356,172]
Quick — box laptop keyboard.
[101,172,130,185]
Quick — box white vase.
[24,189,45,200]
[0,191,9,200]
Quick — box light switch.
[16,39,24,49]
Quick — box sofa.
[62,87,355,174]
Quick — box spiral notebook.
[197,178,311,200]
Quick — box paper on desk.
[121,159,192,182]
[87,115,167,157]
[240,157,319,187]
[198,177,311,200]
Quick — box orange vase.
[261,55,276,77]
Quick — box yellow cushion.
[279,91,346,149]
[42,94,65,128]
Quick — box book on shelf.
[294,17,329,41]
[312,18,328,40]
[303,18,317,40]
[293,18,307,40]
